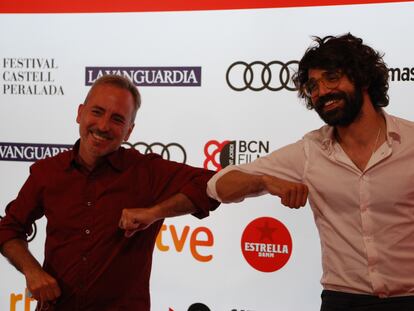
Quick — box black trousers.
[321,290,414,311]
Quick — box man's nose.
[97,116,110,131]
[317,80,332,97]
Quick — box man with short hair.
[0,74,219,310]
[207,33,414,310]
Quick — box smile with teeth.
[324,99,340,107]
[91,131,111,142]
[322,98,344,111]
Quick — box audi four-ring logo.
[122,142,187,163]
[226,60,299,91]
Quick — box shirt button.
[82,256,87,261]
[87,201,92,207]
[85,229,90,235]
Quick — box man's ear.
[124,123,135,141]
[76,104,84,124]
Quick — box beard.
[313,87,363,126]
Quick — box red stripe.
[0,0,413,13]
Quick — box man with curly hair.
[207,33,414,310]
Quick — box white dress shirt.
[207,112,414,297]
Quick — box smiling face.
[76,83,135,169]
[308,68,363,127]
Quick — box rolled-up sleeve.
[0,163,44,247]
[146,155,220,219]
[207,139,307,202]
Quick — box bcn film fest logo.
[204,140,270,171]
[241,217,292,272]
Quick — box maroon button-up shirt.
[0,141,219,310]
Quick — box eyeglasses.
[302,70,343,98]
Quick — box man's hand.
[119,193,201,238]
[119,194,199,238]
[263,175,308,209]
[25,267,61,302]
[1,239,61,303]
[119,208,159,238]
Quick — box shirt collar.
[320,127,335,154]
[67,139,125,172]
[319,110,401,153]
[383,111,402,146]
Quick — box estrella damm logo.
[241,217,292,273]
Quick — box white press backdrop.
[1,2,414,310]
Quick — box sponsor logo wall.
[1,2,414,310]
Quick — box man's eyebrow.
[112,113,126,121]
[90,105,104,111]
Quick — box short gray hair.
[85,74,141,122]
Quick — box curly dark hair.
[292,33,389,110]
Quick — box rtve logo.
[8,289,35,311]
[204,140,270,171]
[156,224,214,262]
